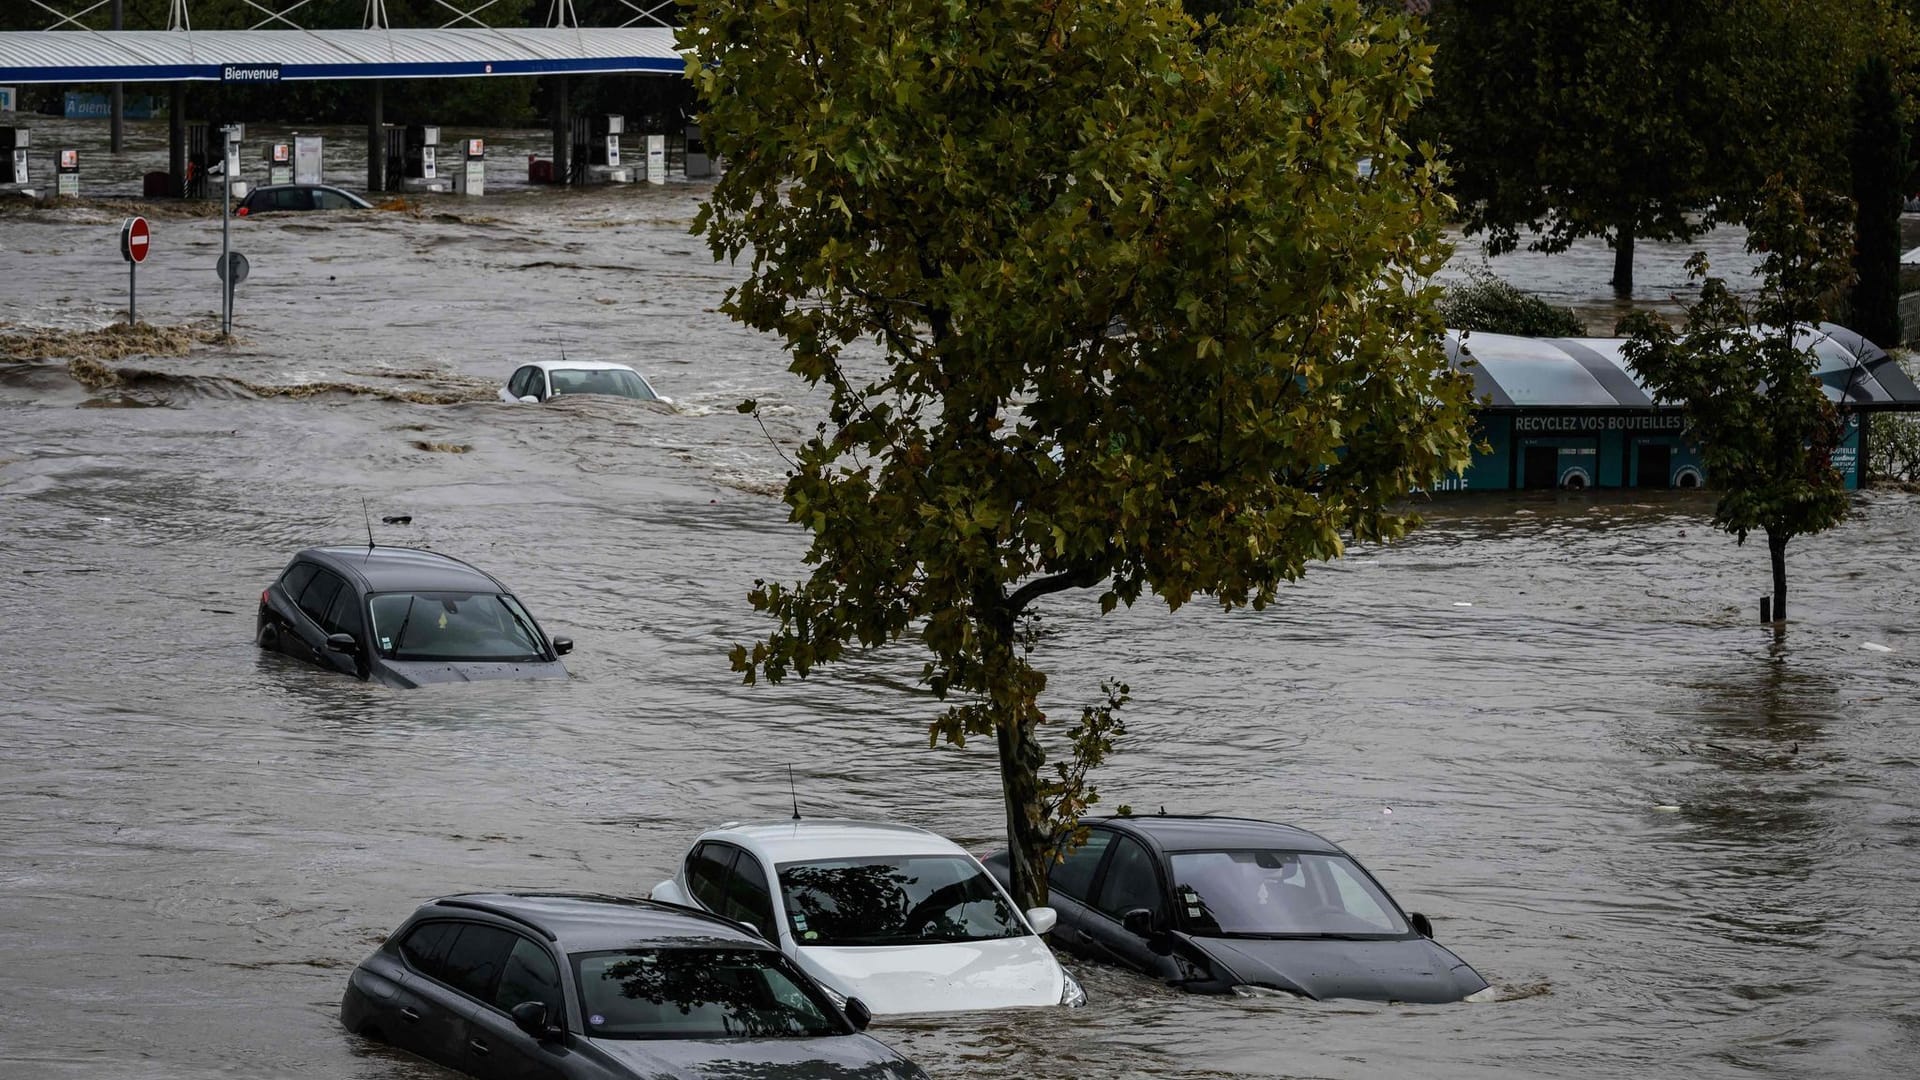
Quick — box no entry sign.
[120,216,150,264]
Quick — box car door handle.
[468,1038,491,1056]
[399,1007,421,1023]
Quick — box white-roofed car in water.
[649,819,1086,1015]
[500,360,670,405]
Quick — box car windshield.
[573,948,844,1041]
[368,591,545,662]
[546,368,656,400]
[777,855,1026,946]
[1169,850,1410,937]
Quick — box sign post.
[218,125,245,337]
[119,215,149,325]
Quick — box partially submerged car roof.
[298,545,505,594]
[709,819,965,863]
[421,892,772,953]
[1100,815,1343,854]
[530,359,640,373]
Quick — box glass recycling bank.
[1441,324,1920,491]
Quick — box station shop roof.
[1446,325,1920,411]
[0,28,683,84]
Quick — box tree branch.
[1008,558,1110,614]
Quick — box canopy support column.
[109,0,124,154]
[367,80,384,193]
[168,83,185,197]
[551,76,569,184]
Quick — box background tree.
[1847,56,1909,349]
[686,0,1475,908]
[1623,180,1855,623]
[1423,0,1889,297]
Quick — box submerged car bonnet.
[375,658,568,688]
[587,1034,919,1079]
[1195,934,1487,1004]
[795,936,1061,1014]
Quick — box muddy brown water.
[4,122,1918,1079]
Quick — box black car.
[988,815,1491,1003]
[235,183,373,215]
[341,893,930,1080]
[256,546,571,687]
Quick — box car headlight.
[1464,984,1500,1003]
[1060,970,1087,1008]
[1231,984,1308,999]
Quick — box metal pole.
[168,84,185,196]
[110,0,125,154]
[552,76,569,184]
[128,261,136,326]
[221,132,232,337]
[367,80,384,193]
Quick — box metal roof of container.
[1446,324,1920,411]
[0,27,683,83]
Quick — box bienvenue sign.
[1512,413,1685,434]
[221,65,282,82]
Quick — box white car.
[649,819,1085,1015]
[499,359,670,404]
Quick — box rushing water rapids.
[3,123,1916,1079]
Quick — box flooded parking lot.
[2,122,1917,1079]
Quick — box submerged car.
[235,183,373,215]
[651,820,1085,1015]
[987,815,1491,1004]
[256,545,571,688]
[341,892,929,1080]
[501,360,669,405]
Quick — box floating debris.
[4,320,227,363]
[1861,642,1893,653]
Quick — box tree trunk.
[995,719,1050,911]
[1767,529,1788,622]
[1610,218,1637,297]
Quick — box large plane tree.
[686,0,1475,908]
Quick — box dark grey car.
[988,815,1491,1004]
[256,546,571,688]
[341,893,931,1080]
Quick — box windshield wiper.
[390,595,418,657]
[1217,932,1393,941]
[496,596,545,656]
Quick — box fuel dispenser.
[406,125,440,181]
[267,142,292,186]
[56,148,79,197]
[1,126,27,186]
[591,114,623,168]
[292,133,323,186]
[453,137,485,196]
[684,122,710,178]
[645,134,666,185]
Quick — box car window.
[1094,836,1165,920]
[1050,829,1115,901]
[278,561,318,601]
[574,948,844,1040]
[725,850,777,936]
[509,366,536,398]
[315,189,357,210]
[367,591,544,662]
[778,855,1025,946]
[398,920,458,978]
[323,583,364,639]
[494,935,562,1014]
[439,923,518,1002]
[297,570,345,626]
[688,842,737,913]
[271,187,312,211]
[1323,858,1400,933]
[1168,850,1410,936]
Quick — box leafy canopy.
[686,0,1474,900]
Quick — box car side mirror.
[1121,907,1156,937]
[1025,906,1057,935]
[510,1000,561,1041]
[551,636,573,656]
[519,394,539,404]
[843,997,872,1032]
[325,632,358,655]
[1409,912,1434,939]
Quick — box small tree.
[687,0,1475,907]
[1623,181,1855,621]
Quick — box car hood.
[794,937,1061,1014]
[374,658,568,687]
[583,1034,920,1079]
[1191,934,1486,1004]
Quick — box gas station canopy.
[0,27,683,83]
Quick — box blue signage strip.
[0,55,684,84]
[221,64,281,82]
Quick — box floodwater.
[3,121,1917,1080]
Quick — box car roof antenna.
[361,497,377,559]
[788,764,802,821]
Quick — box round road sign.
[216,251,250,284]
[120,216,151,264]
